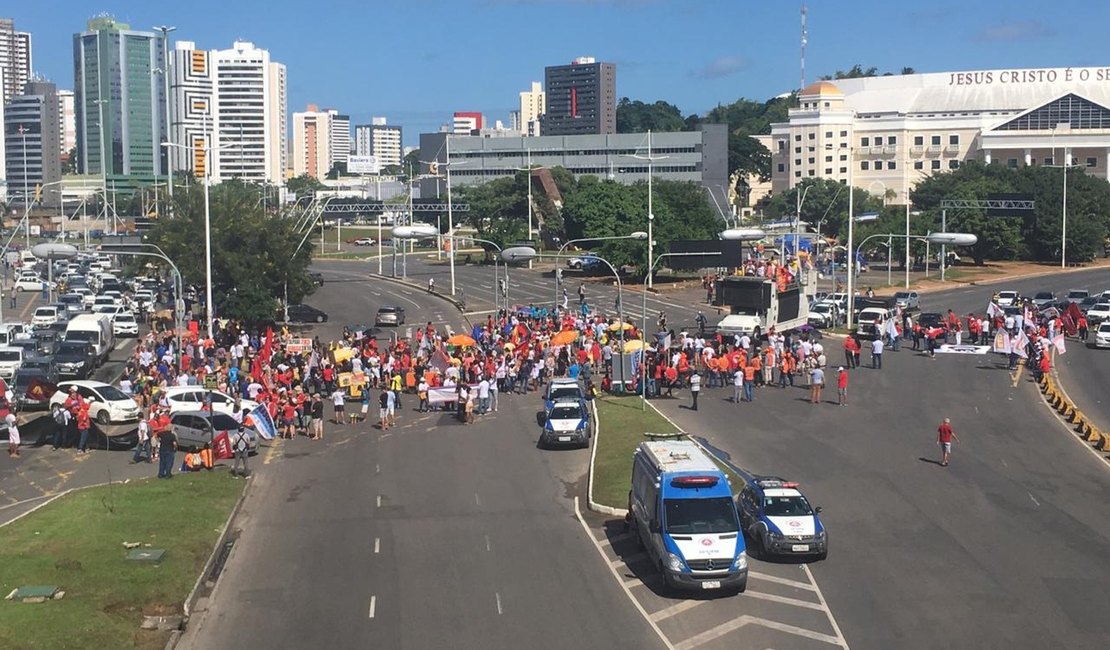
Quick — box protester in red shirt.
[937,418,959,467]
[836,367,849,406]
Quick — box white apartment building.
[770,67,1110,201]
[292,104,333,179]
[327,109,350,169]
[354,118,402,168]
[0,18,32,105]
[519,81,545,136]
[58,89,76,154]
[168,40,287,185]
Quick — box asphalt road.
[179,268,664,650]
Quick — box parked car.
[48,380,141,425]
[352,237,376,246]
[808,301,843,329]
[13,365,58,411]
[1065,289,1090,304]
[13,277,52,292]
[161,386,258,417]
[285,303,328,323]
[1077,295,1101,314]
[856,308,891,339]
[1094,322,1110,349]
[995,290,1020,307]
[539,398,592,449]
[375,305,406,326]
[1031,291,1056,310]
[566,255,604,271]
[53,340,97,379]
[737,476,827,561]
[171,410,259,454]
[111,310,140,337]
[1086,302,1110,324]
[893,291,920,311]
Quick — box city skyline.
[9,1,1110,146]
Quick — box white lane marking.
[376,495,382,508]
[474,493,481,507]
[485,535,491,552]
[673,615,842,650]
[495,592,503,615]
[743,589,826,611]
[573,497,676,650]
[375,464,380,474]
[803,563,851,649]
[1001,459,1008,468]
[371,291,382,296]
[1028,492,1041,507]
[368,595,377,619]
[374,538,380,554]
[649,598,706,622]
[748,570,817,592]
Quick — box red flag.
[261,327,274,364]
[212,431,234,460]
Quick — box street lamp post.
[554,232,648,312]
[626,131,668,289]
[154,26,176,210]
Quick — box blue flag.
[246,405,277,440]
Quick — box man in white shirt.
[871,337,884,369]
[689,371,701,411]
[477,377,490,414]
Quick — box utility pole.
[154,26,176,214]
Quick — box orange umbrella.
[551,330,578,346]
[447,334,477,347]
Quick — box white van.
[64,313,115,362]
[0,346,24,380]
[628,440,748,593]
[0,323,32,346]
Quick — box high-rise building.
[543,57,616,136]
[73,16,166,193]
[292,104,333,179]
[519,81,545,136]
[453,111,483,134]
[210,41,286,184]
[327,109,349,169]
[4,80,62,208]
[169,40,286,185]
[57,89,76,155]
[0,18,32,106]
[354,118,402,168]
[0,69,6,203]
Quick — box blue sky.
[13,0,1110,145]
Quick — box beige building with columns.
[769,67,1110,202]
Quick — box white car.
[112,310,140,337]
[48,380,141,425]
[1094,322,1110,349]
[1086,302,1110,324]
[160,386,259,417]
[996,290,1019,307]
[31,305,61,328]
[92,295,120,310]
[352,237,376,246]
[13,277,52,293]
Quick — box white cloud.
[696,56,745,80]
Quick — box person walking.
[871,336,884,369]
[732,367,743,404]
[689,371,701,411]
[231,423,251,478]
[809,366,825,404]
[331,388,346,424]
[310,394,325,440]
[428,277,436,293]
[379,388,390,430]
[836,366,848,406]
[157,422,178,478]
[743,362,756,402]
[937,417,959,466]
[131,417,151,463]
[51,404,70,450]
[6,412,20,458]
[76,405,92,454]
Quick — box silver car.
[375,305,406,326]
[170,410,259,454]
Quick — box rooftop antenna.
[800,4,808,91]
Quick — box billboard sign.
[348,155,380,175]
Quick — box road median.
[0,473,243,650]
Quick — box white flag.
[1052,334,1067,355]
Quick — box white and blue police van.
[627,440,748,593]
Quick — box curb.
[181,475,249,623]
[585,399,628,518]
[1041,353,1110,469]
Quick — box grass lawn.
[0,473,243,650]
[592,396,745,509]
[592,396,681,509]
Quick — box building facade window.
[948,160,960,169]
[825,131,833,138]
[840,130,848,137]
[795,171,802,177]
[1087,157,1098,167]
[914,161,924,170]
[808,157,815,164]
[931,135,941,145]
[825,155,833,162]
[1044,157,1054,165]
[777,163,785,172]
[1007,159,1018,168]
[861,137,870,147]
[888,136,897,145]
[795,159,802,166]
[949,134,959,145]
[825,168,832,174]
[888,161,897,170]
[795,147,802,154]
[808,132,815,140]
[874,136,884,145]
[778,140,787,151]
[931,160,941,170]
[914,135,924,145]
[795,135,802,141]
[840,167,847,174]
[861,161,870,170]
[808,170,816,176]
[874,161,883,170]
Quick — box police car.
[539,397,591,448]
[736,476,827,560]
[543,377,585,413]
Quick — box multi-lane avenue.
[180,256,1110,649]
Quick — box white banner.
[349,155,380,175]
[935,345,991,355]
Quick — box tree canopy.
[820,65,915,80]
[616,98,687,133]
[147,180,315,322]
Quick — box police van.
[627,440,748,593]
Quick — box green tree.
[616,98,687,133]
[819,65,914,80]
[762,178,883,242]
[148,181,315,322]
[286,173,325,196]
[702,96,793,180]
